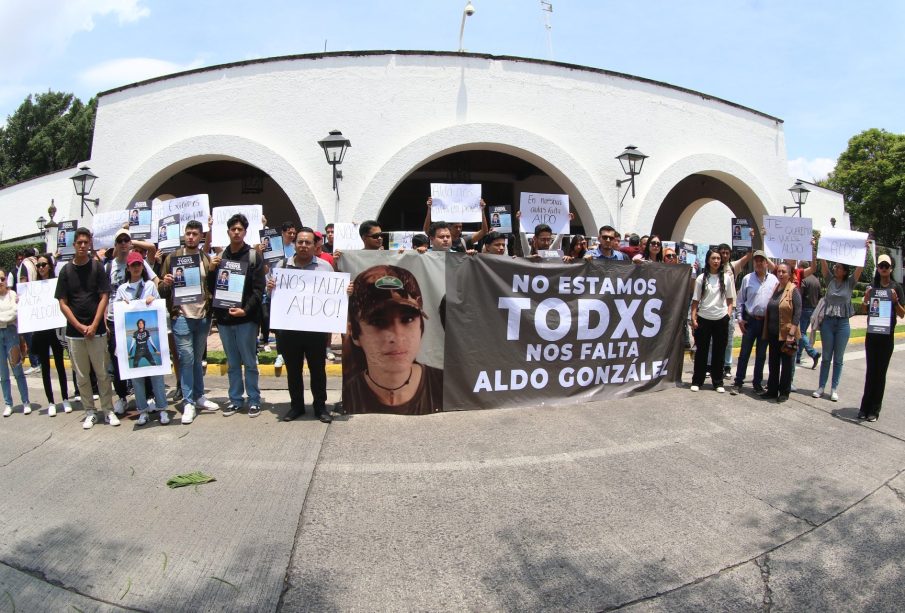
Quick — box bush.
[0,241,44,275]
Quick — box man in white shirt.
[730,250,777,395]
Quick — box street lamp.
[785,180,810,217]
[70,165,99,217]
[615,145,648,208]
[458,1,476,52]
[36,216,46,233]
[317,130,351,193]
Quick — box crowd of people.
[1,200,902,426]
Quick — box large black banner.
[339,252,691,414]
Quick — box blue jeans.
[218,321,260,406]
[133,375,167,411]
[818,316,851,390]
[797,307,818,360]
[0,325,29,407]
[173,316,210,404]
[733,316,767,388]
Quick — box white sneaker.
[23,366,39,375]
[47,405,57,417]
[2,405,11,417]
[263,344,271,352]
[83,412,97,429]
[106,411,121,426]
[201,360,208,368]
[812,388,824,399]
[830,390,839,402]
[274,354,285,368]
[136,411,149,426]
[23,404,32,415]
[181,403,196,424]
[62,400,72,413]
[716,387,726,393]
[113,397,126,415]
[147,399,156,411]
[326,351,336,361]
[73,395,81,402]
[690,385,700,392]
[198,396,219,411]
[158,410,170,425]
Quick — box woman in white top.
[115,252,169,426]
[690,249,736,393]
[0,267,31,416]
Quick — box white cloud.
[78,57,205,91]
[787,157,836,182]
[0,1,150,76]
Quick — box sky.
[1,0,903,183]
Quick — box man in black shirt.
[55,227,117,429]
[796,261,821,367]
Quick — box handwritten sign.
[16,279,66,333]
[519,192,569,235]
[430,183,482,223]
[91,209,131,249]
[211,204,263,248]
[152,194,210,235]
[270,268,350,333]
[817,227,868,267]
[390,231,416,250]
[763,216,812,260]
[333,222,364,251]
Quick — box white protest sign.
[211,205,263,248]
[763,216,812,260]
[333,222,364,251]
[817,227,869,267]
[519,192,570,235]
[91,209,131,249]
[430,183,482,223]
[390,231,416,250]
[152,194,210,235]
[269,268,350,333]
[113,299,172,379]
[16,279,66,333]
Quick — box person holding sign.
[689,249,736,393]
[811,241,867,402]
[423,197,489,251]
[858,254,905,421]
[29,254,72,416]
[759,263,801,403]
[266,227,335,423]
[0,267,31,417]
[208,214,266,418]
[159,219,218,424]
[343,265,443,415]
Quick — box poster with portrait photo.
[260,227,284,263]
[212,260,248,308]
[867,288,893,335]
[171,254,203,306]
[114,299,171,379]
[338,250,446,415]
[57,220,78,261]
[489,205,512,234]
[157,214,181,254]
[676,241,697,266]
[128,200,153,240]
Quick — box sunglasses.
[366,233,383,240]
[36,263,49,268]
[665,254,677,259]
[878,263,891,269]
[116,237,131,244]
[650,241,661,246]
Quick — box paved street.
[2,337,905,612]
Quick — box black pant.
[766,337,794,397]
[693,315,729,387]
[259,301,271,344]
[860,333,894,417]
[31,329,68,403]
[276,330,328,414]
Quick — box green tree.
[823,128,905,249]
[0,91,97,187]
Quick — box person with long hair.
[633,234,664,263]
[760,262,801,403]
[566,235,588,259]
[30,254,72,416]
[0,267,31,416]
[690,249,736,393]
[858,254,905,420]
[812,254,865,401]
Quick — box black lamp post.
[317,130,351,194]
[70,165,99,217]
[785,181,810,217]
[615,145,648,207]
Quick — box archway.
[651,174,764,246]
[378,149,581,236]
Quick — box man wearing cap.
[106,228,158,414]
[267,227,334,422]
[796,260,822,367]
[730,250,778,395]
[343,264,443,415]
[313,231,335,267]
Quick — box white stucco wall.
[0,168,84,242]
[0,51,849,244]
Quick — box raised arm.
[800,239,818,278]
[470,199,490,244]
[422,198,432,235]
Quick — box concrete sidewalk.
[2,340,905,611]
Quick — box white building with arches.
[0,51,847,247]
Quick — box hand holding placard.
[816,227,870,267]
